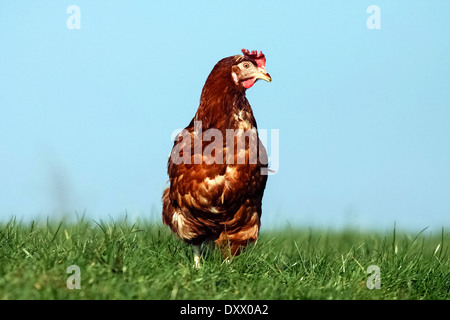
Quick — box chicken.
[162,49,271,267]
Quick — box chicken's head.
[231,49,271,89]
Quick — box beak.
[255,67,272,82]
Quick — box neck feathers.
[194,58,254,130]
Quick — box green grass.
[0,217,449,299]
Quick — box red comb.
[241,49,266,68]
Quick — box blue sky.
[1,1,449,232]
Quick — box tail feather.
[162,187,174,227]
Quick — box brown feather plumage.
[162,51,270,259]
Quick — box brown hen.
[162,49,272,267]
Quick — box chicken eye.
[243,62,250,69]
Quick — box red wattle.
[242,78,256,89]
